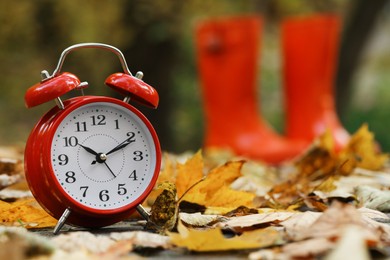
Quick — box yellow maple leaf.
[181,160,255,207]
[157,153,178,184]
[205,185,255,208]
[175,150,204,198]
[339,124,388,172]
[295,130,337,178]
[169,220,280,252]
[0,198,57,228]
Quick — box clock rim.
[25,96,161,227]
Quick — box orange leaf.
[175,150,204,198]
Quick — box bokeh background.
[1,0,390,153]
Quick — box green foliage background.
[1,0,390,152]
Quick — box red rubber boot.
[195,16,306,164]
[282,14,349,150]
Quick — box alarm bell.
[105,72,159,109]
[24,43,159,109]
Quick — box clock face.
[50,101,158,210]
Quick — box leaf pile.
[1,124,390,259]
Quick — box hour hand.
[79,144,99,156]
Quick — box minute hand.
[106,137,135,156]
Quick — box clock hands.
[106,134,136,156]
[79,134,136,178]
[78,144,116,178]
[90,134,135,164]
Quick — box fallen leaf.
[223,205,259,217]
[52,231,116,254]
[144,153,177,207]
[267,125,388,210]
[110,230,171,249]
[282,237,334,258]
[218,211,306,232]
[0,180,32,201]
[0,226,54,259]
[231,161,278,196]
[339,124,388,172]
[175,150,204,198]
[248,248,283,260]
[146,182,178,233]
[355,185,390,212]
[295,129,337,178]
[324,226,370,260]
[179,212,222,227]
[168,220,277,252]
[0,156,24,191]
[289,202,390,245]
[280,211,322,237]
[182,161,255,208]
[0,198,57,228]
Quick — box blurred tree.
[119,1,186,152]
[336,0,390,118]
[2,0,390,152]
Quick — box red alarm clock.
[24,43,161,234]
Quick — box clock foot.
[53,208,71,235]
[136,204,150,221]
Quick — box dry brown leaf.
[267,125,388,210]
[223,205,259,217]
[276,204,390,258]
[282,237,334,258]
[290,202,390,244]
[0,226,54,259]
[324,225,371,260]
[53,231,116,254]
[0,158,23,191]
[280,211,322,236]
[146,182,178,233]
[110,230,171,249]
[218,211,307,232]
[0,180,32,201]
[179,212,222,227]
[355,185,390,212]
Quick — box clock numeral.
[133,151,143,161]
[117,183,127,195]
[129,170,138,180]
[91,115,106,126]
[63,136,78,147]
[80,186,89,197]
[99,190,110,202]
[58,154,69,165]
[65,171,76,183]
[127,132,136,142]
[115,119,120,130]
[75,121,87,132]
